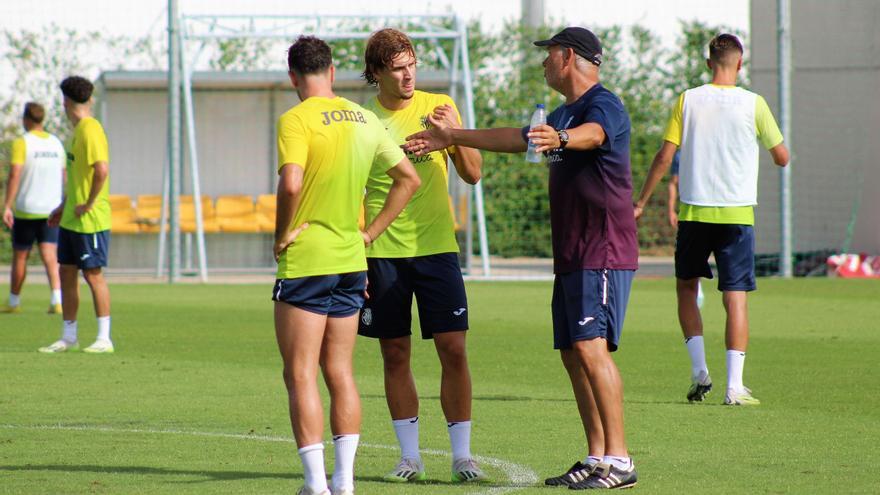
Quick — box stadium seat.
[216,195,260,233]
[135,194,163,232]
[109,194,140,233]
[180,195,220,233]
[256,194,276,233]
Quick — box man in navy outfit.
[404,27,639,490]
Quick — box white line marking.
[0,424,538,494]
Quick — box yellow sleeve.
[84,121,110,165]
[755,95,784,149]
[662,93,685,146]
[277,112,309,172]
[372,119,406,173]
[10,137,26,165]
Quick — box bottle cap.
[536,104,545,109]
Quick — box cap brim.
[533,39,555,47]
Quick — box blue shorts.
[57,228,110,269]
[358,253,469,340]
[551,269,634,351]
[272,272,366,317]
[12,217,59,250]
[675,221,756,291]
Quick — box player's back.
[12,130,65,217]
[276,96,400,278]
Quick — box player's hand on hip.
[273,222,309,263]
[74,203,92,217]
[527,124,560,153]
[404,127,451,156]
[2,207,13,229]
[360,229,373,247]
[429,104,459,130]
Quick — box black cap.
[534,27,603,66]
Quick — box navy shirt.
[522,84,639,273]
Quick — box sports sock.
[331,434,359,492]
[583,455,602,466]
[96,316,111,341]
[50,289,62,305]
[726,349,746,391]
[62,320,77,343]
[447,420,472,462]
[298,443,328,493]
[684,335,708,380]
[392,416,420,461]
[9,293,20,307]
[604,455,633,471]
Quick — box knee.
[322,364,354,391]
[381,340,411,371]
[82,268,103,284]
[437,339,468,371]
[281,364,315,392]
[559,350,580,373]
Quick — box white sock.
[604,455,633,471]
[392,416,420,461]
[684,336,708,380]
[9,293,20,307]
[583,455,602,466]
[331,434,359,492]
[97,316,111,341]
[62,320,78,343]
[447,420,472,462]
[726,349,746,391]
[50,289,62,305]
[298,443,328,493]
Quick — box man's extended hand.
[527,124,561,153]
[2,207,14,229]
[404,126,453,156]
[274,222,310,263]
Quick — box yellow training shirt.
[61,117,111,233]
[276,96,405,279]
[363,90,460,258]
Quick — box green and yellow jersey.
[276,96,404,279]
[61,117,111,233]
[363,90,460,258]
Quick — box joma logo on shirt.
[320,110,367,126]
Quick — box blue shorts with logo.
[58,228,110,269]
[358,253,469,340]
[551,269,635,351]
[675,221,756,292]
[272,272,367,317]
[12,217,59,250]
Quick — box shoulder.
[79,117,106,137]
[414,90,455,108]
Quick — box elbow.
[463,170,481,185]
[409,175,422,192]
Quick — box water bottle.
[526,103,546,163]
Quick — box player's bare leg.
[678,277,712,401]
[380,336,419,419]
[721,290,757,405]
[571,338,628,458]
[560,349,604,457]
[433,331,471,422]
[37,241,61,295]
[60,264,79,322]
[10,249,29,296]
[82,267,110,318]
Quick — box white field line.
[1,423,538,494]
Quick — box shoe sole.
[382,472,426,483]
[83,348,115,354]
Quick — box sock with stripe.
[392,416,420,461]
[331,434,359,492]
[447,420,472,461]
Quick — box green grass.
[1,278,879,494]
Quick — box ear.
[288,71,299,89]
[563,47,575,67]
[329,65,336,84]
[736,57,743,72]
[706,58,713,71]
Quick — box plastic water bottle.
[526,103,546,163]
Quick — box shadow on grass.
[0,464,299,483]
[362,393,577,403]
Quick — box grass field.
[2,278,879,494]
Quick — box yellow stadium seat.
[256,194,276,233]
[109,194,140,233]
[216,195,260,233]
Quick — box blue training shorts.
[551,269,634,351]
[11,217,59,250]
[57,228,110,269]
[272,272,366,318]
[675,221,756,292]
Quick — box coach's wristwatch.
[557,129,570,149]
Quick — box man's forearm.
[274,189,296,244]
[450,128,528,153]
[4,167,21,209]
[85,163,108,207]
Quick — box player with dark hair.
[405,27,640,490]
[634,33,789,405]
[39,76,114,354]
[358,27,485,484]
[3,102,65,314]
[273,35,420,495]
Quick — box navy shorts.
[12,217,59,250]
[551,269,634,351]
[358,252,469,340]
[57,228,110,269]
[675,221,756,292]
[272,272,366,317]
